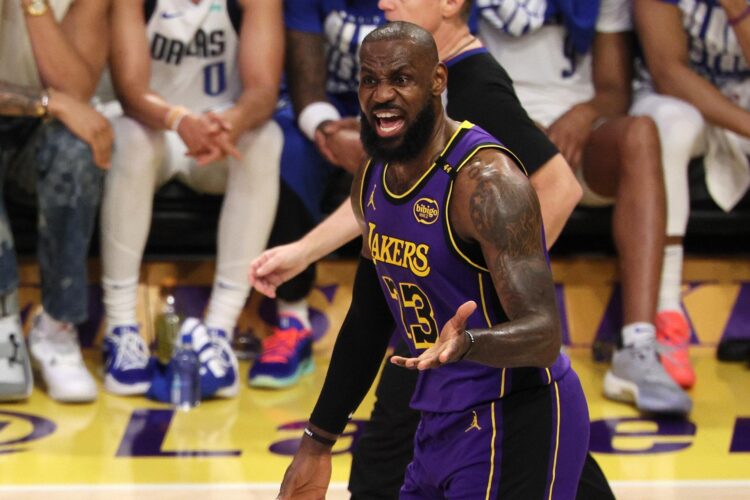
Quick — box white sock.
[204,278,249,338]
[102,277,139,329]
[621,322,656,348]
[277,299,311,330]
[658,244,684,313]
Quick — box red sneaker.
[655,310,695,389]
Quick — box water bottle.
[155,295,181,366]
[170,333,201,411]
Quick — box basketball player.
[477,0,692,414]
[101,0,283,397]
[0,0,111,403]
[632,0,750,369]
[276,22,589,499]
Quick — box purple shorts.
[401,369,589,499]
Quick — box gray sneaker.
[604,336,692,415]
[0,315,34,401]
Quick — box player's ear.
[432,62,448,95]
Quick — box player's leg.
[632,93,705,386]
[581,116,691,414]
[0,118,35,401]
[349,336,420,500]
[248,104,331,389]
[28,120,104,402]
[100,116,168,395]
[188,120,282,397]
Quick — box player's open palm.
[276,449,331,500]
[391,301,477,370]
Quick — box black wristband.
[304,427,336,447]
[458,329,475,361]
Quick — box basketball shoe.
[655,310,695,389]
[0,314,33,401]
[103,325,152,395]
[28,312,97,403]
[248,313,313,389]
[604,332,692,415]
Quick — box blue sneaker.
[248,314,313,389]
[103,325,152,396]
[145,319,239,402]
[183,319,239,399]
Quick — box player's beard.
[360,98,436,163]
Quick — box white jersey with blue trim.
[477,0,631,127]
[147,0,241,112]
[664,0,750,90]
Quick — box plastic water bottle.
[170,333,201,411]
[155,295,181,366]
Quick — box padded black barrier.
[7,158,750,259]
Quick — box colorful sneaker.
[248,314,313,389]
[187,319,239,399]
[655,310,695,389]
[0,315,33,401]
[103,325,152,395]
[28,314,97,403]
[604,334,692,415]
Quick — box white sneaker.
[0,315,33,401]
[28,313,97,403]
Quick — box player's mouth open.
[374,111,405,137]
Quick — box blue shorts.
[273,92,360,220]
[401,369,589,499]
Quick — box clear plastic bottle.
[170,333,201,411]
[155,295,181,366]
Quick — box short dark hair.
[361,21,439,66]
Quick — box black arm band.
[309,257,395,434]
[303,427,336,447]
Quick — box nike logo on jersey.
[160,11,183,19]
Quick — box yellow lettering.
[380,236,394,264]
[391,239,404,266]
[411,244,430,277]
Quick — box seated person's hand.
[177,112,240,166]
[47,88,113,169]
[314,117,364,174]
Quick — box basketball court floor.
[0,258,748,499]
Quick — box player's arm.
[529,154,582,247]
[455,149,560,367]
[720,0,750,64]
[221,0,283,136]
[547,30,633,166]
[285,21,342,142]
[634,0,750,138]
[22,0,110,100]
[109,0,173,129]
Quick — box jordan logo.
[465,411,482,432]
[367,184,377,210]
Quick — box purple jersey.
[360,121,570,413]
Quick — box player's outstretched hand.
[391,300,477,370]
[248,242,311,298]
[276,438,332,500]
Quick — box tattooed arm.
[393,148,561,370]
[455,149,561,367]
